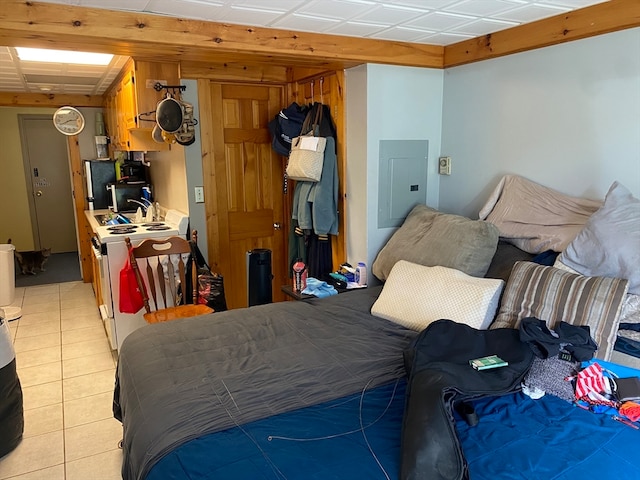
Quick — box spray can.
[292,259,308,292]
[355,262,367,286]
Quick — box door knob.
[273,222,281,230]
[35,190,43,197]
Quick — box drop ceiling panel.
[0,0,609,95]
[353,5,429,25]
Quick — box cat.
[7,239,52,275]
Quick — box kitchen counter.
[85,209,112,233]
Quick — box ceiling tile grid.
[1,0,608,95]
[32,0,608,47]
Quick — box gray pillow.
[558,182,640,295]
[371,204,499,281]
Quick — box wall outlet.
[194,186,205,203]
[438,156,451,175]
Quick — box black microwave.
[107,183,149,213]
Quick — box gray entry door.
[19,115,77,253]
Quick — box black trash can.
[246,249,272,306]
[0,311,24,458]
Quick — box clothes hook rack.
[153,83,186,95]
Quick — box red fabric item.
[119,253,146,314]
[619,401,640,422]
[575,363,606,399]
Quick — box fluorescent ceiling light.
[16,47,113,65]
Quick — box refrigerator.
[84,159,116,210]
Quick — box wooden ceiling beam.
[0,92,103,108]
[0,1,444,69]
[444,0,640,68]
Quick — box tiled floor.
[0,282,122,480]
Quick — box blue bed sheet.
[148,362,640,480]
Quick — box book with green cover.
[469,355,509,370]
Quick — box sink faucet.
[129,197,157,221]
[127,199,148,213]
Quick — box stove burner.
[145,225,171,231]
[107,224,139,231]
[141,222,165,227]
[109,229,137,235]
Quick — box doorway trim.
[17,113,90,282]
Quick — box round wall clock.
[53,106,85,135]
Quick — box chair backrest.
[124,234,198,314]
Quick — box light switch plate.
[194,186,205,203]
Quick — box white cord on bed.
[267,378,398,480]
[359,382,391,480]
[210,384,289,480]
[267,379,399,443]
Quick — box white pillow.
[371,261,505,331]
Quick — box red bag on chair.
[118,255,145,314]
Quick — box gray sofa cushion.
[372,204,499,281]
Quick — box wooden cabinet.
[104,58,180,152]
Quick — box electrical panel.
[378,140,429,228]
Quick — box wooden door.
[205,83,287,309]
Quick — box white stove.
[95,209,189,244]
[94,209,190,351]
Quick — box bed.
[113,176,640,480]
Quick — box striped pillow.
[491,261,628,360]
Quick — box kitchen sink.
[94,213,133,225]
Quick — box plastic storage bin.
[0,244,15,307]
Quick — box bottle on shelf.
[292,259,308,292]
[355,262,367,286]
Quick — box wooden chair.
[124,231,213,323]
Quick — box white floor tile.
[19,302,60,316]
[18,311,61,327]
[23,285,59,297]
[23,403,63,438]
[0,430,64,479]
[15,346,61,370]
[0,464,64,480]
[64,391,114,428]
[15,321,60,339]
[21,381,63,410]
[13,332,60,354]
[64,418,123,462]
[62,338,111,360]
[61,315,102,332]
[21,293,59,306]
[63,369,116,402]
[65,448,123,480]
[60,306,100,321]
[62,352,115,379]
[59,282,91,295]
[62,325,108,344]
[18,361,62,388]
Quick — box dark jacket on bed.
[401,319,535,480]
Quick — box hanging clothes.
[292,136,339,236]
[289,103,339,279]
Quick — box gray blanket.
[113,287,415,480]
